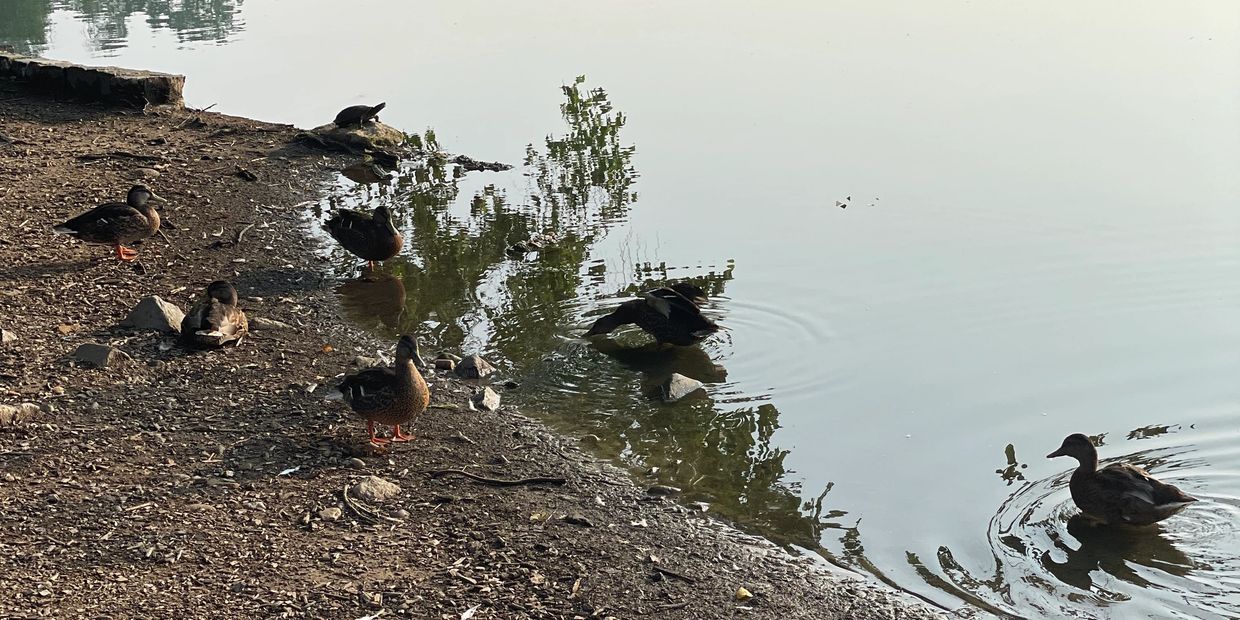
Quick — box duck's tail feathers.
[52,225,77,235]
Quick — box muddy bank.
[0,78,943,619]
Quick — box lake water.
[6,2,1240,617]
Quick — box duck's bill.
[148,191,168,203]
[1046,449,1064,458]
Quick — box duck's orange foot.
[390,425,416,442]
[114,245,139,261]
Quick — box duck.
[337,334,429,446]
[323,204,404,269]
[1047,433,1198,526]
[180,280,249,348]
[334,102,386,128]
[585,282,719,346]
[52,184,165,261]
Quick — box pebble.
[346,457,366,469]
[318,507,343,522]
[471,387,501,411]
[72,343,131,369]
[350,476,401,503]
[455,355,496,379]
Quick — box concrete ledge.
[0,52,184,107]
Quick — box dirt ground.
[0,81,944,619]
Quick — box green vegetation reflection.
[0,0,244,55]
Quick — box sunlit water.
[6,2,1240,617]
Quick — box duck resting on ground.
[52,184,164,261]
[181,280,249,348]
[1047,433,1198,526]
[585,282,719,346]
[337,334,429,446]
[323,204,404,269]
[334,102,386,128]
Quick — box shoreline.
[0,71,944,618]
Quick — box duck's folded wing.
[325,211,374,244]
[1099,464,1196,517]
[338,367,397,409]
[642,287,702,318]
[59,203,146,236]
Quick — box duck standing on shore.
[53,184,164,261]
[324,204,404,270]
[1047,433,1199,526]
[334,102,386,128]
[180,280,249,348]
[337,334,429,446]
[585,282,719,346]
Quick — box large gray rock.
[472,387,501,412]
[72,343,131,369]
[350,476,401,503]
[0,403,40,426]
[301,121,405,155]
[661,373,704,403]
[120,295,185,333]
[455,355,496,380]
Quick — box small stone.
[394,509,410,519]
[120,295,185,333]
[346,457,366,469]
[455,355,495,379]
[660,373,704,402]
[645,485,681,497]
[250,317,294,331]
[436,352,461,363]
[72,343,131,369]
[433,358,455,371]
[318,507,343,522]
[350,476,401,503]
[736,587,753,601]
[502,380,520,390]
[471,387,501,411]
[351,356,380,368]
[562,514,594,527]
[0,328,16,345]
[0,403,40,426]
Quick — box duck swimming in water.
[323,204,403,269]
[337,335,429,446]
[1047,433,1198,526]
[585,283,719,346]
[53,184,164,261]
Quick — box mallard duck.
[334,102,386,127]
[585,283,719,346]
[324,205,403,269]
[53,184,164,261]
[180,280,249,348]
[337,334,429,445]
[1047,433,1198,525]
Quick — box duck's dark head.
[395,334,421,362]
[128,185,167,208]
[373,205,396,231]
[205,280,239,305]
[670,282,708,305]
[1047,433,1098,464]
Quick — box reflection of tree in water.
[331,77,851,559]
[0,0,245,55]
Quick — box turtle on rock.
[334,102,386,128]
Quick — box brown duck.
[1047,433,1198,525]
[337,334,429,445]
[53,184,164,261]
[324,205,403,269]
[180,281,249,348]
[585,282,719,346]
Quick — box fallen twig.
[340,484,380,524]
[426,468,566,487]
[651,565,696,584]
[76,151,165,163]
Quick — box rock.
[436,352,461,363]
[0,403,41,426]
[351,356,380,368]
[0,51,185,106]
[736,587,754,602]
[130,167,160,180]
[345,457,366,469]
[119,295,185,333]
[502,380,520,390]
[562,514,594,527]
[72,343,131,369]
[249,317,294,331]
[350,476,401,503]
[302,121,405,155]
[471,387,501,412]
[318,507,343,522]
[0,328,16,345]
[660,373,704,402]
[455,355,495,379]
[645,485,682,497]
[433,358,455,371]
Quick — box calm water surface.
[7,2,1240,617]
